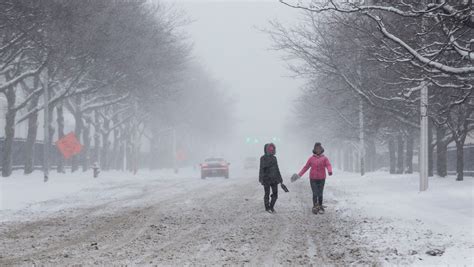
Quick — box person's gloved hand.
[328,172,333,176]
[290,173,300,182]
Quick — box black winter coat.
[259,154,283,185]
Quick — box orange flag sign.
[56,132,82,159]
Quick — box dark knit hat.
[312,142,324,155]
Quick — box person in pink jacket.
[291,142,332,214]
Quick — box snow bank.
[0,168,198,221]
[328,171,474,266]
[331,171,473,230]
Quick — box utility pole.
[355,33,365,176]
[359,98,365,176]
[420,81,429,191]
[43,69,49,182]
[419,1,429,191]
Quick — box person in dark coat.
[259,143,283,213]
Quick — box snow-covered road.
[0,170,472,265]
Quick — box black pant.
[310,179,325,206]
[263,184,278,210]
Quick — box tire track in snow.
[0,178,214,265]
[1,173,388,265]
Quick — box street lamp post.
[420,81,429,191]
[43,69,49,182]
[359,98,365,176]
[419,2,429,191]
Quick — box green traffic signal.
[245,137,259,144]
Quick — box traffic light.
[245,137,259,144]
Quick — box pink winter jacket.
[298,154,333,180]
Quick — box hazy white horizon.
[164,0,303,144]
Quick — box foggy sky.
[163,0,303,143]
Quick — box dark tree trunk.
[56,104,65,173]
[388,138,396,174]
[354,150,360,173]
[47,105,55,164]
[124,129,132,172]
[100,117,110,170]
[428,120,434,177]
[118,142,124,171]
[93,131,100,166]
[82,124,91,172]
[2,88,16,177]
[121,139,127,171]
[112,126,120,170]
[405,130,414,174]
[126,136,132,172]
[101,132,110,170]
[93,111,100,166]
[24,95,40,174]
[366,137,376,172]
[71,112,83,172]
[455,140,464,181]
[397,134,404,174]
[131,134,139,175]
[436,126,448,177]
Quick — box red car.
[200,158,230,179]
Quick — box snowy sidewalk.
[327,171,474,266]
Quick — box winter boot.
[318,205,325,214]
[264,197,270,212]
[312,204,319,214]
[270,195,277,211]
